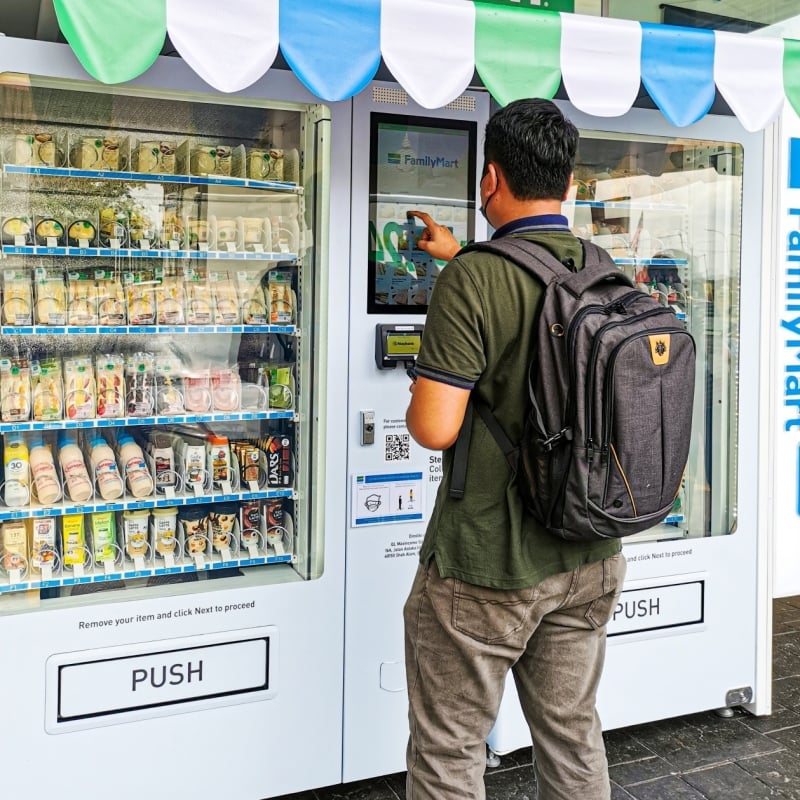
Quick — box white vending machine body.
[0,39,351,800]
[343,81,490,781]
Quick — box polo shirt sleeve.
[414,257,486,389]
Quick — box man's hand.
[407,210,461,262]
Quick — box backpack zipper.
[565,291,654,460]
[564,291,644,437]
[600,327,695,504]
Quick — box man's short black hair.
[483,98,578,201]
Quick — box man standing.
[404,99,626,800]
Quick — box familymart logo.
[782,138,800,512]
[387,152,461,168]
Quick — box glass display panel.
[367,113,477,314]
[566,132,742,542]
[0,74,323,611]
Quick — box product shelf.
[0,323,296,336]
[0,486,294,522]
[2,164,302,193]
[1,548,294,595]
[0,409,296,434]
[2,245,298,261]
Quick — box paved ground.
[274,597,800,799]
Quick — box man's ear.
[484,162,500,194]
[561,172,574,201]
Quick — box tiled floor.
[274,597,800,799]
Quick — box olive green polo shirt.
[414,227,621,590]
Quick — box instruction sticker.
[352,472,424,526]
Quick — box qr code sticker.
[385,433,410,462]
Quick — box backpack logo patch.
[649,334,670,366]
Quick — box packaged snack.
[185,218,211,250]
[95,354,125,419]
[1,520,28,573]
[61,513,86,568]
[267,363,295,409]
[179,436,207,492]
[268,271,294,324]
[211,367,241,412]
[128,209,157,249]
[155,356,184,415]
[209,502,238,553]
[152,506,178,557]
[31,357,63,421]
[206,434,232,487]
[96,271,126,325]
[260,433,293,487]
[240,499,263,550]
[183,370,212,412]
[66,271,98,325]
[210,272,240,324]
[125,352,155,417]
[0,356,31,422]
[34,269,66,325]
[34,216,66,247]
[159,206,185,250]
[98,207,128,248]
[1,216,33,246]
[63,356,95,420]
[125,272,157,325]
[90,510,117,565]
[133,140,176,174]
[122,509,150,559]
[66,218,97,248]
[156,274,185,324]
[30,517,57,574]
[237,271,268,323]
[233,440,262,488]
[179,506,210,556]
[2,272,33,325]
[184,270,213,323]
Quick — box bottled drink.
[29,437,62,506]
[57,432,93,503]
[117,435,154,498]
[89,436,124,500]
[3,433,29,506]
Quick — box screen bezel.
[367,113,477,315]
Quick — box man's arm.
[406,375,470,451]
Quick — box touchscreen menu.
[368,114,476,314]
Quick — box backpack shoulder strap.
[460,236,630,296]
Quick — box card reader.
[375,323,424,370]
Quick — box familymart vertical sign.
[776,101,800,596]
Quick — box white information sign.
[352,471,424,527]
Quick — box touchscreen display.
[368,114,477,314]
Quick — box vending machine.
[343,89,771,778]
[0,40,351,800]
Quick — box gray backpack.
[451,237,696,542]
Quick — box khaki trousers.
[403,553,626,800]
